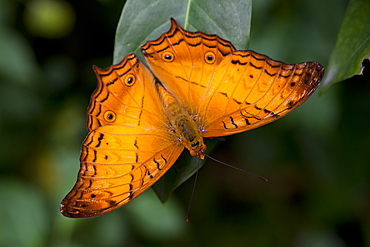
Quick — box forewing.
[141,19,324,137]
[87,53,164,131]
[141,18,236,116]
[201,51,324,137]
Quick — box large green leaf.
[321,0,370,93]
[113,0,252,202]
[114,0,251,63]
[152,139,220,203]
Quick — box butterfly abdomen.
[174,116,206,158]
[156,83,206,158]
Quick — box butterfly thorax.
[156,83,206,159]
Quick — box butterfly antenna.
[186,158,201,222]
[204,154,268,182]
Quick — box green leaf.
[113,0,251,202]
[321,0,370,93]
[152,139,219,203]
[114,0,251,63]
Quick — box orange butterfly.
[61,18,324,218]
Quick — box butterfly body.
[61,18,324,218]
[156,83,207,159]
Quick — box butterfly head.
[188,140,207,159]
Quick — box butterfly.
[60,18,324,218]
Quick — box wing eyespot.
[124,74,135,87]
[204,51,216,64]
[162,51,174,62]
[104,110,116,122]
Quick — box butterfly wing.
[141,19,236,118]
[141,19,324,137]
[197,51,324,137]
[61,125,183,218]
[61,54,184,218]
[87,54,162,131]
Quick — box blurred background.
[0,0,369,246]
